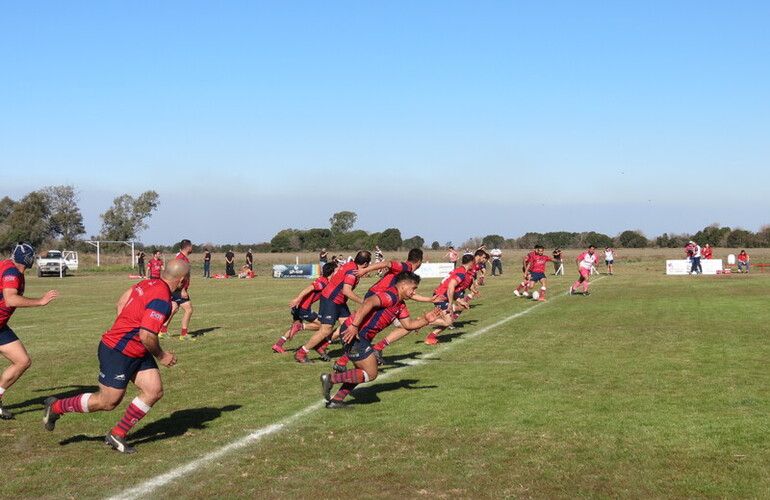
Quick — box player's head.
[12,242,35,269]
[162,259,190,291]
[153,250,161,258]
[394,271,421,299]
[322,262,337,277]
[461,254,474,266]
[534,245,544,254]
[588,245,596,252]
[180,239,192,252]
[407,248,423,264]
[474,249,489,262]
[354,250,371,267]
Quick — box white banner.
[415,262,455,279]
[666,259,723,275]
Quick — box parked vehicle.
[36,250,79,277]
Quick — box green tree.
[270,229,303,252]
[402,235,425,249]
[302,228,332,251]
[379,228,402,251]
[0,196,15,224]
[329,211,357,235]
[0,191,53,249]
[336,230,369,250]
[693,224,731,247]
[725,229,754,248]
[482,234,505,248]
[100,191,160,241]
[42,185,86,248]
[431,241,440,250]
[617,230,649,248]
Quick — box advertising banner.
[666,259,723,275]
[414,262,455,279]
[272,264,319,279]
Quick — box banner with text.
[666,259,723,275]
[414,262,455,279]
[272,264,319,279]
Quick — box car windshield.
[46,251,62,258]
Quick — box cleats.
[424,336,439,345]
[271,344,287,354]
[289,322,303,338]
[179,334,197,341]
[320,373,333,401]
[374,349,385,366]
[294,351,314,364]
[42,397,61,431]
[583,291,591,296]
[537,297,548,301]
[104,433,137,454]
[332,362,348,373]
[315,348,331,362]
[157,332,170,339]
[0,401,14,420]
[325,400,354,410]
[522,292,530,298]
[513,290,521,297]
[569,288,575,296]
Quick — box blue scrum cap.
[12,242,35,268]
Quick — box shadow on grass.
[58,404,242,447]
[188,326,221,337]
[6,385,100,416]
[350,379,437,405]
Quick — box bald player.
[42,259,188,454]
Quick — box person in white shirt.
[490,248,503,276]
[604,248,616,275]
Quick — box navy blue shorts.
[0,327,20,346]
[171,290,190,305]
[98,342,158,390]
[342,331,375,362]
[291,307,318,323]
[435,300,450,311]
[318,297,351,326]
[530,272,546,282]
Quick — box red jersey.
[0,260,24,330]
[702,247,713,259]
[148,258,163,279]
[525,252,552,274]
[298,276,329,310]
[176,252,190,289]
[343,288,410,341]
[321,261,361,305]
[101,279,172,358]
[433,267,467,299]
[369,261,415,294]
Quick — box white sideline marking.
[105,286,590,500]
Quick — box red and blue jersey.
[101,279,172,358]
[148,258,163,279]
[344,288,410,341]
[369,261,414,294]
[525,253,552,274]
[433,267,467,299]
[175,252,190,289]
[299,276,329,310]
[0,260,24,330]
[321,261,360,305]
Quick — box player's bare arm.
[288,284,315,307]
[341,283,364,304]
[3,288,59,308]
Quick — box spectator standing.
[689,241,702,275]
[246,249,253,271]
[225,249,235,276]
[552,248,563,275]
[702,244,713,260]
[202,248,211,278]
[319,248,328,267]
[445,247,459,268]
[604,248,616,275]
[490,247,503,276]
[137,251,146,278]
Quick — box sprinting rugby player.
[42,259,188,454]
[520,245,552,301]
[272,262,337,353]
[423,254,475,345]
[320,271,442,409]
[160,239,195,340]
[0,243,58,420]
[570,245,598,296]
[294,251,371,363]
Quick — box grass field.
[2,250,770,499]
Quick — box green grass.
[3,259,770,499]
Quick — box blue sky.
[2,1,769,246]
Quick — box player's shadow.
[380,351,430,369]
[57,404,242,447]
[453,319,478,328]
[188,326,221,337]
[5,385,100,416]
[349,379,437,405]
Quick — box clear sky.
[2,1,769,246]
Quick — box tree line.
[0,186,159,250]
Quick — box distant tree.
[337,230,370,250]
[431,241,440,250]
[725,229,754,248]
[0,196,15,224]
[482,234,505,248]
[302,228,332,251]
[445,241,453,248]
[42,185,86,248]
[542,231,578,249]
[0,191,53,249]
[692,223,731,247]
[270,229,303,252]
[379,228,402,251]
[100,191,160,241]
[516,232,543,249]
[329,211,357,235]
[580,231,613,249]
[461,237,483,249]
[617,230,649,248]
[402,235,425,249]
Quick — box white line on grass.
[105,283,599,500]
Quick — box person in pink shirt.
[570,245,598,296]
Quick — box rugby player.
[0,243,58,420]
[320,271,442,409]
[570,245,598,296]
[160,239,195,340]
[147,250,164,279]
[42,259,188,454]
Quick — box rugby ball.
[531,290,540,300]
